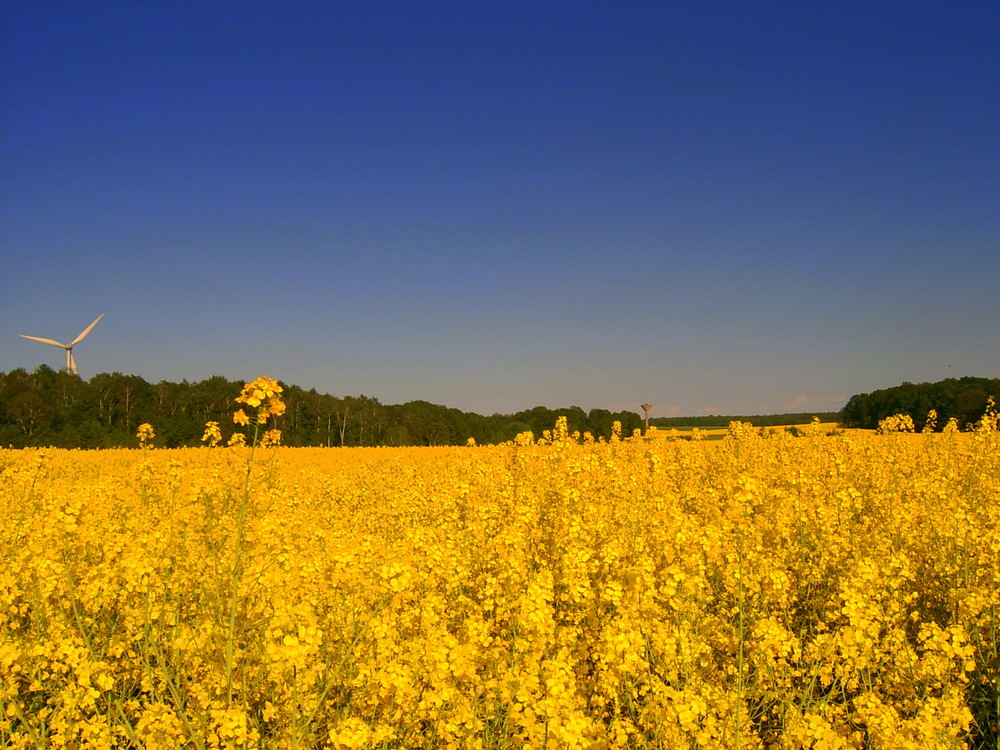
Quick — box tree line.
[839,376,1000,430]
[0,366,644,448]
[7,366,994,447]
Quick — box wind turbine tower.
[641,403,653,431]
[20,313,105,376]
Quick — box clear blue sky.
[2,1,997,417]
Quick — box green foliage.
[0,368,645,448]
[840,377,1000,430]
[25,368,994,446]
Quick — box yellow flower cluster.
[877,413,915,434]
[234,376,285,427]
[202,421,222,448]
[0,417,997,749]
[136,422,156,446]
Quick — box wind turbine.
[20,313,105,376]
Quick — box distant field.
[644,421,842,440]
[649,411,841,433]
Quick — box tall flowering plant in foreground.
[202,421,222,448]
[233,376,285,451]
[136,423,156,448]
[220,378,286,734]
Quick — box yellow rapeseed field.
[1,380,997,749]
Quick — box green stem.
[225,422,259,707]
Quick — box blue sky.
[2,1,997,417]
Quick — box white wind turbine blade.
[68,351,78,375]
[19,334,69,348]
[71,313,105,346]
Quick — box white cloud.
[788,394,810,409]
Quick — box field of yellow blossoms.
[1,378,998,749]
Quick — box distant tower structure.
[19,313,104,376]
[641,403,653,431]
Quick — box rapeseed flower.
[202,420,222,447]
[136,422,155,446]
[2,411,997,748]
[236,376,284,415]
